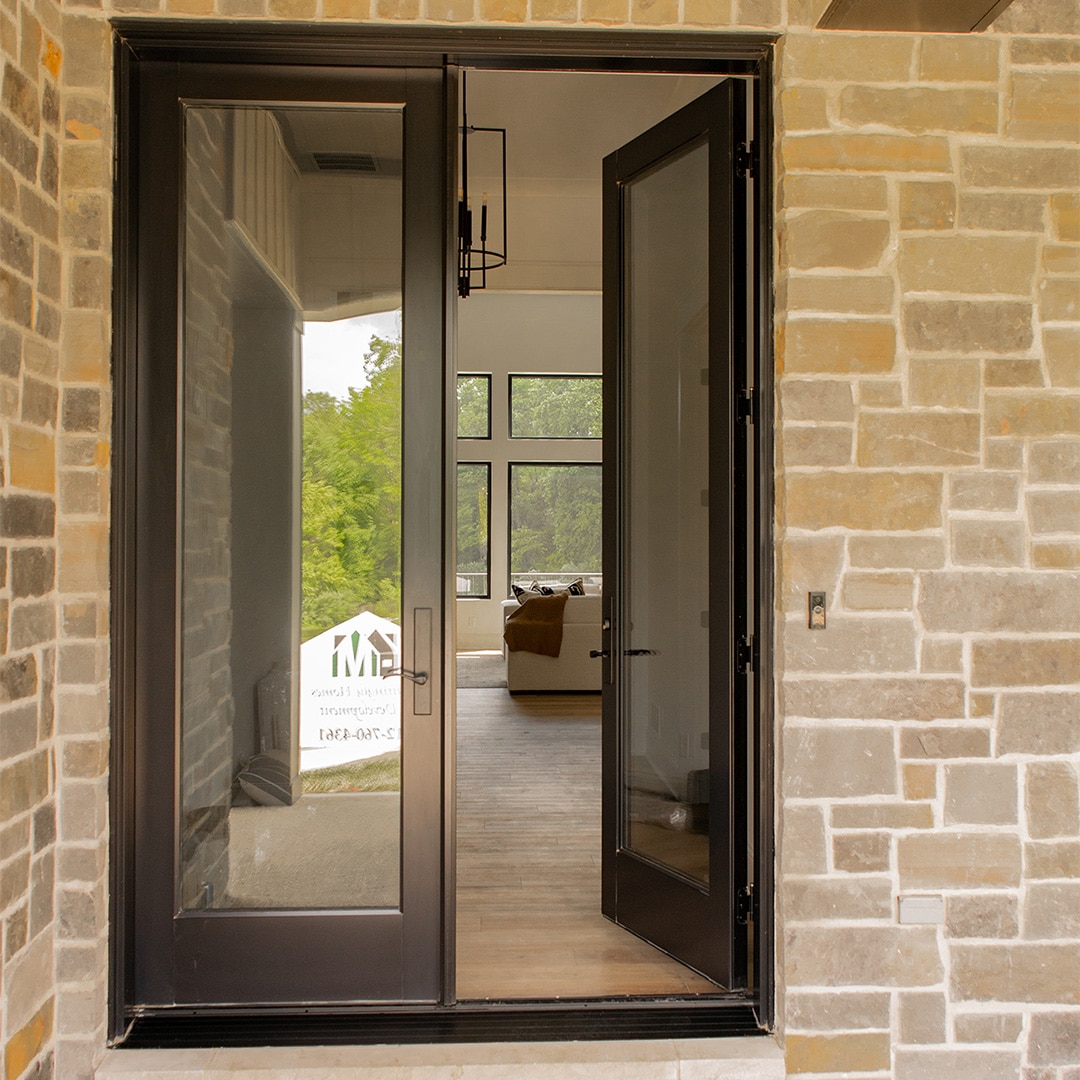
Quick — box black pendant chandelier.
[458,73,507,299]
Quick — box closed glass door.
[127,63,448,1006]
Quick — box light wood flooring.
[455,688,717,1000]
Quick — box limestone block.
[784,133,951,173]
[1034,542,1080,569]
[910,359,980,408]
[783,877,892,921]
[786,925,942,987]
[947,893,1019,939]
[785,210,890,270]
[778,535,844,611]
[904,301,1032,354]
[904,763,936,800]
[1026,761,1079,839]
[785,275,894,314]
[1028,1011,1080,1067]
[786,990,891,1031]
[987,394,1080,440]
[783,34,913,82]
[2,999,53,1080]
[986,439,1023,470]
[783,319,895,374]
[1023,882,1080,940]
[786,472,942,531]
[1025,840,1079,880]
[950,474,1020,512]
[1027,490,1080,534]
[1044,327,1080,387]
[950,943,1080,1003]
[782,174,888,211]
[842,572,914,611]
[920,573,1080,633]
[953,1013,1022,1043]
[1008,71,1080,142]
[684,0,735,25]
[782,425,852,467]
[780,804,827,875]
[783,614,915,673]
[899,991,946,1044]
[1044,245,1080,276]
[785,677,965,721]
[782,725,896,798]
[779,381,853,424]
[895,1049,1021,1080]
[972,639,1080,688]
[848,535,944,569]
[780,86,828,131]
[858,411,980,467]
[784,1033,890,1075]
[832,831,890,873]
[899,832,1021,888]
[944,763,1018,825]
[900,181,955,231]
[1051,193,1080,242]
[919,35,999,82]
[998,691,1080,755]
[630,0,679,25]
[984,358,1043,387]
[841,85,997,134]
[832,802,933,829]
[958,192,1046,233]
[962,146,1080,191]
[951,520,1024,567]
[1039,278,1080,322]
[969,693,995,719]
[859,380,902,407]
[900,236,1038,296]
[1011,37,1080,64]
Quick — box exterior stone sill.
[96,1036,785,1079]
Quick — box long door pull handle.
[624,649,658,656]
[589,650,609,659]
[384,667,429,685]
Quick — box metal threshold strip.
[120,999,762,1048]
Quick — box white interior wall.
[456,291,603,651]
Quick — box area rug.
[456,650,507,689]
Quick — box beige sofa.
[500,594,602,692]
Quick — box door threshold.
[118,999,762,1048]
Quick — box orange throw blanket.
[503,593,568,658]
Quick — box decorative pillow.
[514,577,586,598]
[237,752,296,807]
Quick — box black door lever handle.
[624,649,658,656]
[589,650,609,659]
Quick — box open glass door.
[126,62,449,1007]
[600,80,750,990]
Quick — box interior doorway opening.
[452,67,737,1001]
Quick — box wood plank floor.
[455,688,717,1000]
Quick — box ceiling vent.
[312,151,379,173]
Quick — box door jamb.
[109,19,776,1041]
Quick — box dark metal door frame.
[110,20,776,1042]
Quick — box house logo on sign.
[331,628,398,678]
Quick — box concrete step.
[97,1036,786,1079]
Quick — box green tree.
[301,333,402,641]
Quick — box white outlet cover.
[898,894,944,924]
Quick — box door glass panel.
[621,140,710,886]
[179,104,404,911]
[456,463,490,598]
[509,375,603,438]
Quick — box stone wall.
[0,1,1076,1079]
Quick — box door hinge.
[736,635,755,674]
[737,883,755,925]
[735,141,754,179]
[737,387,755,426]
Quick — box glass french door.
[126,62,450,1006]
[600,80,750,989]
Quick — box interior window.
[509,375,602,439]
[457,373,492,438]
[508,462,602,590]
